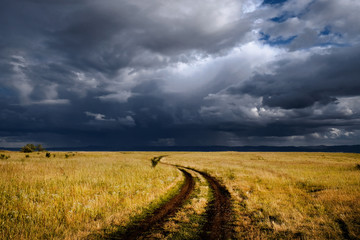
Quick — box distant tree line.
[20,144,45,153]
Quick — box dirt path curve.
[104,168,195,240]
[183,166,234,240]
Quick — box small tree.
[20,143,46,153]
[28,144,36,151]
[20,144,36,153]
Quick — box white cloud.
[162,41,282,93]
[85,112,115,121]
[255,0,360,49]
[30,99,70,105]
[1,0,360,147]
[242,0,262,14]
[118,116,136,127]
[73,71,99,88]
[98,91,132,103]
[10,55,34,105]
[200,93,291,124]
[84,112,135,126]
[310,128,355,140]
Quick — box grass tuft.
[0,154,10,160]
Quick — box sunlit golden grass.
[146,169,210,239]
[164,152,360,239]
[1,151,359,239]
[0,151,180,239]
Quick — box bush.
[46,152,51,158]
[20,144,46,153]
[65,152,75,158]
[151,156,163,168]
[21,144,36,153]
[0,154,10,160]
[356,164,360,170]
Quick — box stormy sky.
[1,0,360,148]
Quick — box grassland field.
[0,151,359,239]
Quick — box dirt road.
[94,162,234,240]
[183,166,234,240]
[103,168,195,240]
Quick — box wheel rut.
[183,166,234,240]
[102,168,195,240]
[91,161,234,240]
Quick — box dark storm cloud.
[42,0,250,75]
[0,0,360,147]
[229,45,360,109]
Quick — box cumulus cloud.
[229,45,360,109]
[254,0,360,49]
[0,0,359,147]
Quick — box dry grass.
[165,152,360,239]
[0,151,180,240]
[1,151,359,239]
[146,169,210,239]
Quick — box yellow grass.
[1,151,359,239]
[0,151,180,239]
[147,169,210,239]
[165,152,360,239]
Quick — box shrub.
[20,144,46,152]
[46,152,51,158]
[151,156,163,168]
[0,154,10,160]
[21,144,36,153]
[65,152,75,159]
[356,164,360,170]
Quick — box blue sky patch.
[269,35,297,45]
[263,0,289,5]
[270,12,295,23]
[259,32,270,41]
[320,26,331,35]
[259,32,297,45]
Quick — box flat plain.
[0,151,359,239]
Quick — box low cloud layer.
[1,0,360,148]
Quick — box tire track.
[183,166,234,240]
[101,168,195,240]
[89,161,234,240]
